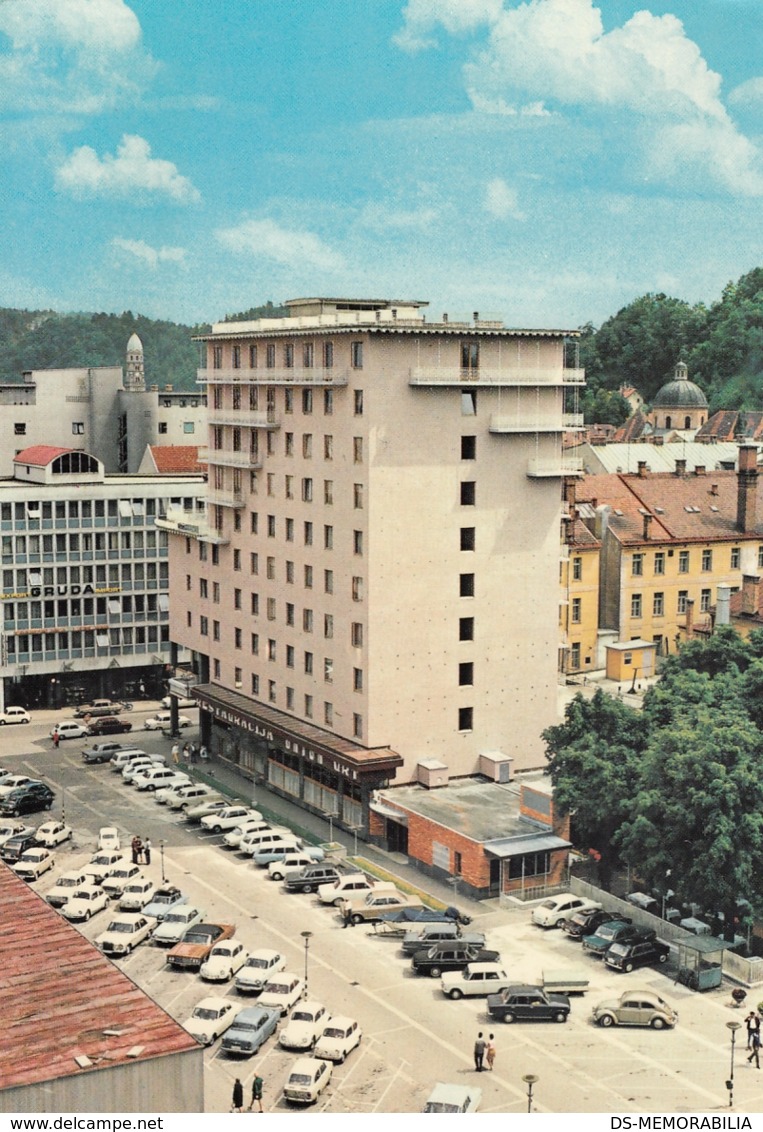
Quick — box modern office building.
[162,297,583,840]
[0,445,204,711]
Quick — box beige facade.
[164,299,582,826]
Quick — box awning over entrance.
[369,798,409,824]
[483,834,571,858]
[193,683,403,780]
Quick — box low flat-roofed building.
[0,867,203,1113]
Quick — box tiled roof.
[0,867,198,1090]
[613,412,650,443]
[567,517,600,547]
[148,446,207,474]
[578,469,763,544]
[13,446,71,467]
[697,411,763,443]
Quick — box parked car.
[402,924,486,955]
[86,716,133,737]
[35,820,72,847]
[268,851,328,882]
[0,782,55,816]
[152,905,206,946]
[82,742,136,765]
[109,749,154,771]
[423,1084,482,1113]
[166,922,236,970]
[238,827,294,855]
[200,940,249,982]
[283,1057,332,1105]
[440,963,512,1000]
[144,712,192,731]
[46,868,89,908]
[184,798,230,823]
[221,1006,280,1057]
[284,864,345,894]
[12,846,56,881]
[133,768,190,793]
[341,890,424,925]
[83,850,125,885]
[591,989,678,1029]
[532,893,601,929]
[0,820,34,846]
[562,909,623,940]
[259,973,305,1016]
[583,921,654,958]
[122,758,160,783]
[605,936,671,973]
[98,827,121,852]
[314,1016,362,1063]
[95,913,156,955]
[61,883,110,921]
[183,996,238,1045]
[0,830,39,862]
[119,877,156,911]
[166,784,221,811]
[161,695,197,709]
[143,885,188,922]
[412,944,500,978]
[0,774,37,798]
[50,720,91,740]
[251,841,310,867]
[74,699,124,718]
[223,818,273,850]
[487,985,571,1024]
[279,1001,330,1050]
[235,949,287,994]
[201,806,262,835]
[0,706,30,725]
[318,873,382,906]
[102,862,143,899]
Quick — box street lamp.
[159,839,166,884]
[301,930,312,998]
[522,1073,539,1114]
[726,1020,742,1107]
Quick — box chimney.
[741,574,761,617]
[737,444,759,533]
[637,461,648,477]
[642,514,652,539]
[473,311,479,323]
[694,465,706,476]
[594,504,611,540]
[442,313,448,323]
[710,483,719,496]
[685,598,695,636]
[716,583,731,626]
[675,459,686,476]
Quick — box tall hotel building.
[162,298,583,837]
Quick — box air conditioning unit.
[416,759,449,789]
[479,751,513,783]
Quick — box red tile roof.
[14,446,71,467]
[148,446,207,474]
[0,867,198,1090]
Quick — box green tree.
[543,690,646,889]
[657,625,753,680]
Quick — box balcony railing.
[489,413,585,435]
[205,489,245,509]
[527,456,583,479]
[207,409,279,429]
[409,366,585,387]
[210,449,261,470]
[199,367,349,386]
[155,509,229,546]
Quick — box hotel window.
[268,638,276,660]
[233,549,241,571]
[234,666,242,686]
[232,345,241,369]
[285,518,294,542]
[304,565,313,589]
[459,662,473,686]
[286,602,295,626]
[324,613,333,639]
[702,549,712,572]
[459,616,474,641]
[249,345,258,368]
[458,706,473,732]
[267,597,276,620]
[251,593,259,615]
[323,341,334,368]
[251,674,259,695]
[303,609,314,633]
[286,645,295,668]
[200,616,208,636]
[351,342,363,368]
[303,342,314,368]
[572,556,582,581]
[212,346,222,369]
[460,481,475,506]
[631,593,642,618]
[352,576,363,602]
[351,622,363,647]
[213,620,220,641]
[460,527,475,551]
[267,515,276,536]
[285,475,294,499]
[285,432,294,456]
[459,573,475,597]
[632,553,643,577]
[284,343,294,368]
[653,592,664,616]
[302,478,313,502]
[324,658,334,683]
[303,433,312,458]
[286,687,295,710]
[654,552,665,575]
[251,512,259,534]
[213,386,222,409]
[304,651,313,674]
[570,642,581,669]
[286,561,295,584]
[353,436,363,464]
[324,524,333,550]
[353,667,363,692]
[679,550,689,573]
[249,386,259,411]
[269,680,276,703]
[571,597,581,623]
[324,435,333,460]
[324,389,333,415]
[325,569,334,594]
[200,578,208,598]
[304,521,313,546]
[212,426,223,450]
[267,431,275,456]
[461,341,479,371]
[731,547,741,569]
[235,628,242,649]
[677,590,688,614]
[353,483,364,509]
[305,695,313,718]
[353,713,363,739]
[701,588,711,612]
[266,344,275,368]
[324,702,333,726]
[461,435,476,460]
[250,552,259,575]
[354,389,363,416]
[285,388,293,413]
[234,587,242,610]
[353,530,363,556]
[324,481,334,507]
[302,388,313,414]
[266,473,275,496]
[214,660,221,680]
[251,633,259,654]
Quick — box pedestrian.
[486,1033,496,1071]
[231,1077,244,1113]
[182,742,190,761]
[342,904,355,929]
[139,680,146,699]
[171,743,180,765]
[143,837,152,865]
[52,729,60,749]
[190,743,197,764]
[473,1032,486,1072]
[748,1028,761,1069]
[131,835,142,865]
[248,1074,264,1112]
[745,1012,757,1049]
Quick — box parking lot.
[3,706,762,1115]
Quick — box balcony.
[206,489,245,509]
[409,366,585,387]
[199,367,349,387]
[210,449,261,470]
[207,409,279,429]
[489,413,585,435]
[155,509,229,546]
[527,456,584,479]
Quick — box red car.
[88,716,133,736]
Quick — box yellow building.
[560,513,600,675]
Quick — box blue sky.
[1,0,761,329]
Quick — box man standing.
[249,1074,264,1112]
[143,838,152,865]
[52,729,60,749]
[748,1029,761,1069]
[231,1078,243,1113]
[473,1032,486,1072]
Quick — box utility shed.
[0,867,203,1113]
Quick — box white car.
[222,818,272,849]
[0,775,37,798]
[440,963,512,1000]
[95,912,156,955]
[235,949,287,994]
[531,893,601,929]
[239,826,293,855]
[46,869,89,908]
[110,749,155,771]
[184,798,229,823]
[318,874,379,906]
[314,1016,362,1063]
[0,706,30,725]
[121,759,158,783]
[279,1001,331,1051]
[35,820,72,847]
[13,847,56,881]
[201,806,261,835]
[152,905,206,946]
[102,862,143,899]
[119,877,156,911]
[134,768,190,793]
[154,781,195,805]
[98,827,121,852]
[144,712,192,731]
[167,784,221,811]
[50,720,91,740]
[283,1057,332,1105]
[259,973,305,1016]
[268,853,324,882]
[200,940,250,982]
[61,883,110,921]
[161,695,197,709]
[183,996,238,1045]
[84,850,126,886]
[0,820,35,846]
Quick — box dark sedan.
[412,944,500,978]
[487,985,571,1024]
[562,909,625,940]
[583,921,654,958]
[0,782,55,817]
[605,937,671,972]
[87,716,133,736]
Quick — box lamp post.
[726,1020,742,1107]
[522,1073,539,1114]
[301,930,312,998]
[159,839,166,884]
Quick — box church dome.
[652,361,707,409]
[126,332,143,353]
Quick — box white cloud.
[55,135,201,203]
[111,237,187,268]
[0,0,155,113]
[394,0,503,51]
[484,177,526,220]
[728,76,763,108]
[216,218,344,272]
[359,202,439,231]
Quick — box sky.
[0,0,761,330]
